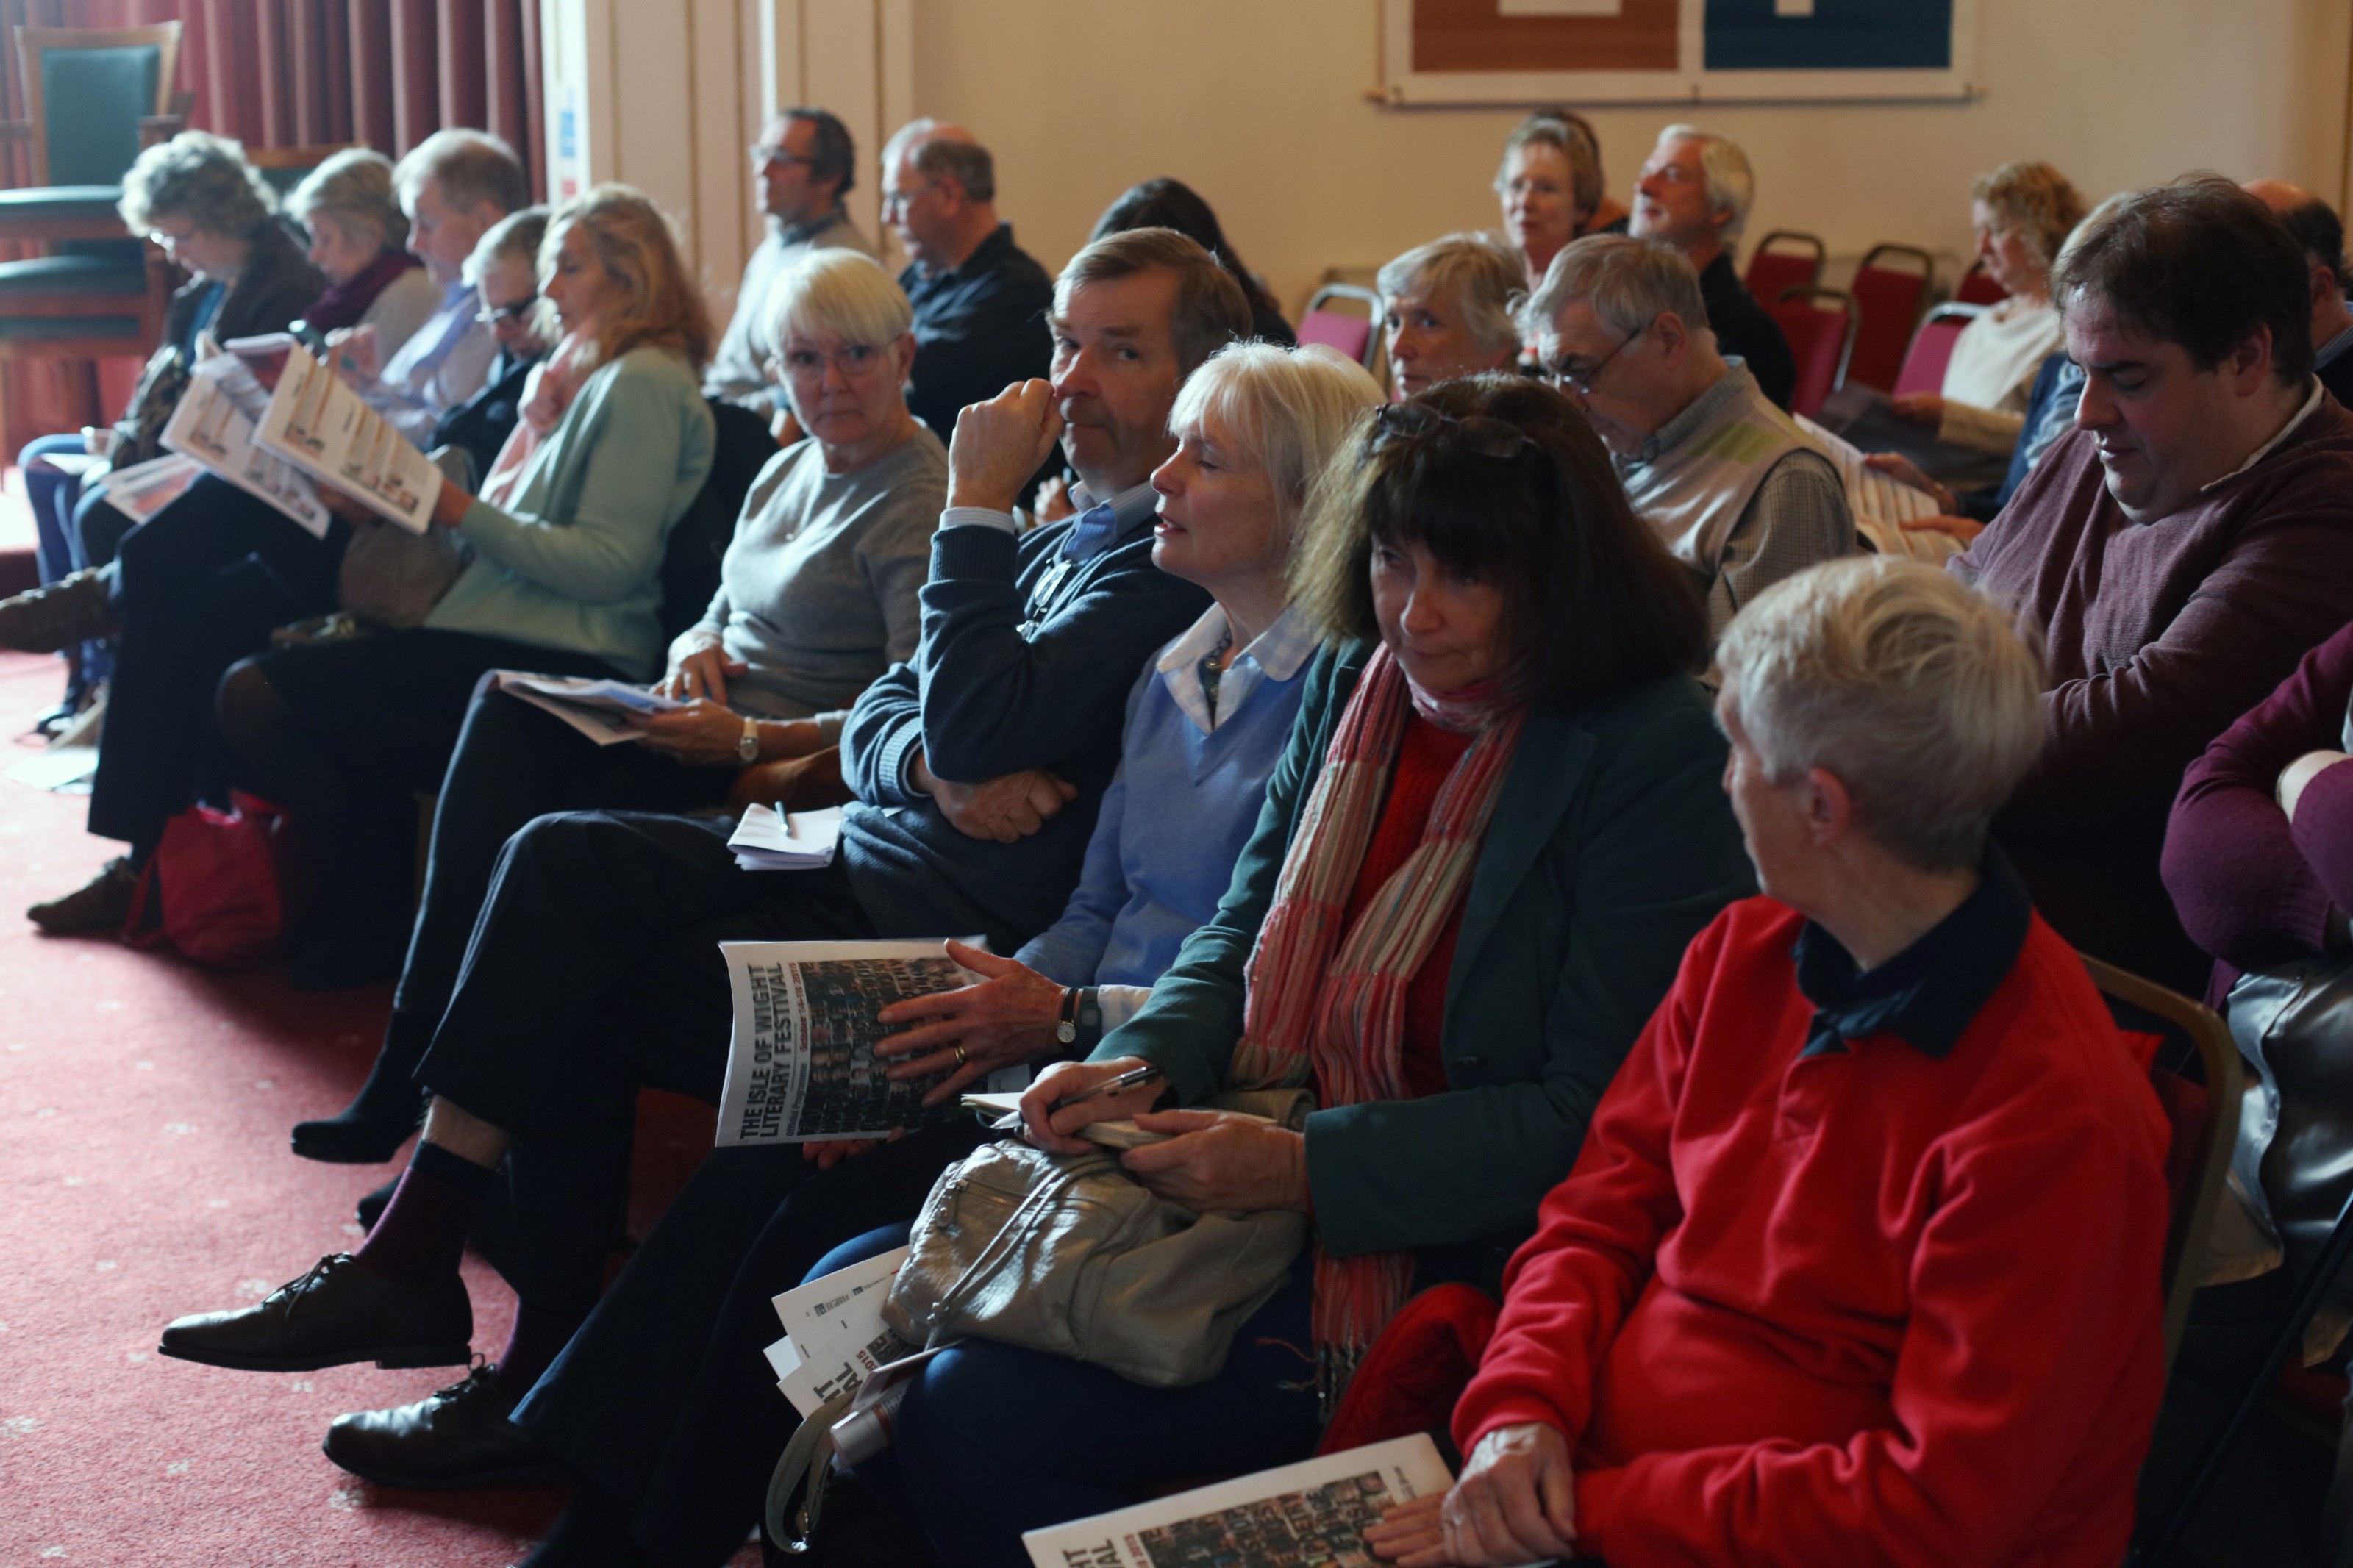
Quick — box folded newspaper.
[715,938,987,1145]
[730,803,844,870]
[487,670,684,745]
[160,352,333,538]
[251,338,443,532]
[1021,1435,1456,1568]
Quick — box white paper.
[714,938,986,1145]
[766,1245,918,1417]
[763,1332,805,1383]
[92,453,202,523]
[37,451,108,478]
[1022,1436,1456,1568]
[729,803,846,870]
[486,670,684,747]
[160,357,333,538]
[1796,412,1960,563]
[251,341,443,534]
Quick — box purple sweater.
[2163,620,2353,1003]
[1952,394,2353,995]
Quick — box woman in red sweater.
[1373,556,2174,1568]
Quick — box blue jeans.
[18,433,84,586]
[812,1221,1323,1568]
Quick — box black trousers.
[512,1125,991,1568]
[87,476,347,856]
[415,809,879,1319]
[242,629,616,937]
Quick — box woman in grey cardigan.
[213,184,718,989]
[291,247,946,1161]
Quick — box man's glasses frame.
[1542,315,1657,396]
[475,293,540,327]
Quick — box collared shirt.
[704,207,877,411]
[1156,601,1318,734]
[941,477,1155,543]
[366,275,497,444]
[2200,378,2325,495]
[898,222,1055,440]
[1790,848,2033,1059]
[2318,323,2353,375]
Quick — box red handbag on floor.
[121,792,307,967]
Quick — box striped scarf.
[1229,644,1526,1395]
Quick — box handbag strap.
[764,1386,857,1556]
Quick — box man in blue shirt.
[2249,179,2353,405]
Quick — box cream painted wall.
[901,0,2351,314]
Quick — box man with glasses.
[1524,235,1851,645]
[1629,125,1796,411]
[705,108,874,420]
[879,118,1054,443]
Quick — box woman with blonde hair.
[214,182,718,987]
[286,147,438,353]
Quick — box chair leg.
[2140,1198,2353,1566]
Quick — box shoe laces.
[428,1355,501,1406]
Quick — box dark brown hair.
[1057,226,1252,373]
[1291,374,1707,709]
[2054,173,2315,387]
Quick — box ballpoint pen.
[1045,1063,1167,1115]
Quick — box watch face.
[1056,1022,1076,1044]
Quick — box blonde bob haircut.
[288,147,407,254]
[1971,160,2089,276]
[1377,232,1524,361]
[1169,341,1382,524]
[757,248,913,359]
[1715,556,2047,873]
[541,184,715,373]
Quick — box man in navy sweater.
[155,229,1250,1489]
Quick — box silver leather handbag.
[882,1089,1313,1389]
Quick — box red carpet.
[0,651,757,1567]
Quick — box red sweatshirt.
[1453,885,2172,1568]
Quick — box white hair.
[1715,556,2047,872]
[1377,232,1524,359]
[1520,233,1712,348]
[758,247,914,358]
[1168,341,1382,522]
[1657,123,1755,244]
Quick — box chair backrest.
[1845,243,1935,393]
[660,399,776,642]
[1743,230,1825,309]
[1299,281,1382,372]
[247,142,369,202]
[1892,303,1983,398]
[1765,285,1854,418]
[2081,953,2242,1371]
[1955,258,2009,307]
[13,24,180,189]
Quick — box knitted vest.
[1618,364,1824,575]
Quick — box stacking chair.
[0,24,188,380]
[1844,244,1935,393]
[1955,257,2009,307]
[1892,302,1983,398]
[1297,282,1382,373]
[1765,285,1854,418]
[1742,230,1824,310]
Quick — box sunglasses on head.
[1368,401,1537,460]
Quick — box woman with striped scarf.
[874,375,1757,1568]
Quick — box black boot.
[293,1012,432,1164]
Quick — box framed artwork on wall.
[1378,0,1979,105]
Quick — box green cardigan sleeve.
[457,348,715,604]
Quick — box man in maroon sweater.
[1950,175,2353,997]
[1368,558,2171,1568]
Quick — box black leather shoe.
[157,1253,471,1372]
[322,1361,568,1490]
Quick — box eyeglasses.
[750,144,815,171]
[474,293,539,326]
[766,343,888,382]
[879,182,935,216]
[1542,316,1654,395]
[146,225,198,249]
[1367,401,1536,459]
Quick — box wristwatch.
[1056,986,1081,1046]
[736,715,760,765]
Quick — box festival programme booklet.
[761,1243,919,1417]
[159,354,334,538]
[1794,412,1962,564]
[1021,1435,1457,1568]
[484,670,685,745]
[713,938,988,1146]
[250,340,443,534]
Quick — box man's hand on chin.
[946,379,1065,512]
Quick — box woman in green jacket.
[861,375,1756,1568]
[218,184,717,987]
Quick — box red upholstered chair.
[1955,257,2009,307]
[1741,230,1824,312]
[1297,282,1382,373]
[1892,302,1983,398]
[1765,285,1854,418]
[1845,243,1935,392]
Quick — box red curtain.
[0,0,545,450]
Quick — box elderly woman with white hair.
[1379,232,1524,400]
[474,340,1388,1568]
[285,147,440,354]
[289,244,946,1162]
[1371,556,2173,1568]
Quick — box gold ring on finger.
[953,1044,968,1067]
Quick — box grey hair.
[288,148,407,255]
[757,246,914,358]
[393,128,527,218]
[462,204,549,289]
[1520,233,1711,348]
[1656,123,1755,243]
[1496,111,1604,221]
[118,129,274,237]
[1377,232,1524,359]
[1715,556,2048,873]
[1168,341,1383,524]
